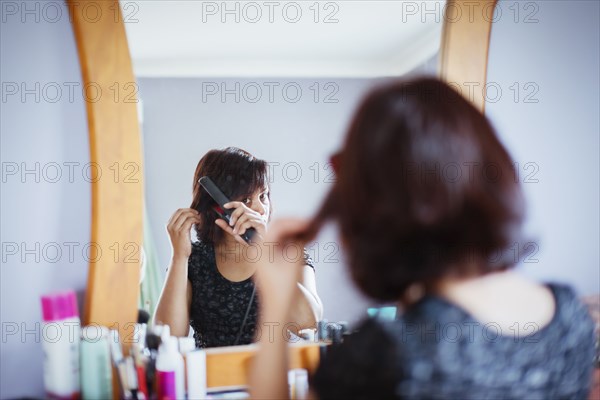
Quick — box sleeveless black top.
[312,283,596,399]
[187,240,314,348]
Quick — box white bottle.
[178,337,207,400]
[156,330,185,400]
[40,291,81,399]
[184,350,207,400]
[288,368,309,400]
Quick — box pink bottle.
[41,291,81,399]
[155,328,184,400]
[156,369,177,400]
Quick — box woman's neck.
[430,270,556,331]
[215,236,245,261]
[213,236,257,280]
[399,262,496,308]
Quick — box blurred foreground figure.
[250,77,596,400]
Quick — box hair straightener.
[198,176,257,244]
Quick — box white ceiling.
[122,1,444,78]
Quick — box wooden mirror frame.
[68,0,498,388]
[440,0,498,112]
[68,0,142,342]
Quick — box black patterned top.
[313,283,596,399]
[187,240,314,348]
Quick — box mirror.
[121,0,445,345]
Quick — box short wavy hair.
[305,77,527,302]
[190,147,269,244]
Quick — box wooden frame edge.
[67,0,143,341]
[439,0,498,113]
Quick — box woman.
[250,78,595,398]
[154,147,323,348]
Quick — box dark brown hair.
[303,77,527,302]
[190,147,269,244]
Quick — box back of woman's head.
[190,147,269,244]
[311,77,526,301]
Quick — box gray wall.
[1,4,90,399]
[485,0,599,295]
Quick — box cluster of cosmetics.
[40,290,354,400]
[315,320,349,345]
[40,291,206,400]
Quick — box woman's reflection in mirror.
[154,147,323,348]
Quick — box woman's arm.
[250,277,322,398]
[250,296,294,399]
[153,208,200,337]
[288,266,323,332]
[154,256,192,336]
[249,219,313,400]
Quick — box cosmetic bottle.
[317,320,329,342]
[328,323,343,345]
[288,368,309,400]
[185,350,207,400]
[40,290,81,399]
[80,326,112,400]
[155,328,184,400]
[179,337,207,399]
